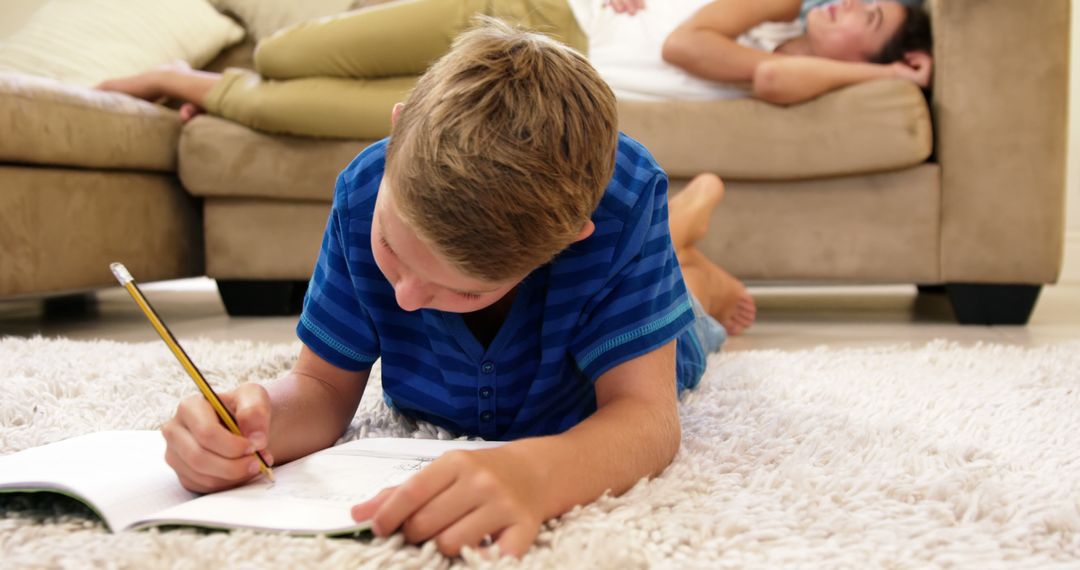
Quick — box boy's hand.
[350,446,546,558]
[161,382,274,493]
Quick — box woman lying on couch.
[601,0,931,102]
[98,0,932,139]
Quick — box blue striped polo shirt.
[297,134,706,440]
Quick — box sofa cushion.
[686,164,943,282]
[179,115,370,201]
[181,79,932,200]
[0,165,202,297]
[0,72,181,172]
[208,0,355,42]
[618,79,933,181]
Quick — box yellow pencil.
[109,263,275,483]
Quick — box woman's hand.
[350,446,546,558]
[890,51,933,88]
[605,0,646,16]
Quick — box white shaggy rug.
[1,337,1079,569]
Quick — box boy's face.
[370,178,521,313]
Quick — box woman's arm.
[662,0,801,83]
[752,51,932,105]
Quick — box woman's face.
[805,0,907,62]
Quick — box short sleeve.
[570,173,695,381]
[296,186,380,372]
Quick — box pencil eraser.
[110,263,133,285]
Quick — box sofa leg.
[944,283,1042,325]
[43,292,98,319]
[215,280,308,316]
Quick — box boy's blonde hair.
[385,17,618,283]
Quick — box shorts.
[690,293,727,355]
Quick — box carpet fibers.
[1,337,1079,569]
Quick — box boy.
[160,18,739,558]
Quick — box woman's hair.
[872,4,932,64]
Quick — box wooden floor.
[2,278,1078,350]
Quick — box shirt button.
[481,361,495,374]
[480,411,494,422]
[479,387,492,398]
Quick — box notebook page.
[0,431,196,531]
[134,438,504,535]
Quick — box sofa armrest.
[932,0,1069,284]
[0,71,180,172]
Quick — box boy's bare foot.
[721,286,756,336]
[710,265,756,336]
[95,61,192,102]
[669,173,725,250]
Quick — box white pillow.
[209,0,357,42]
[0,0,245,87]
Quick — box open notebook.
[0,431,502,535]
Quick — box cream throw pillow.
[207,0,401,42]
[209,0,357,42]
[0,0,245,87]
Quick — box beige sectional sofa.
[0,0,1070,324]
